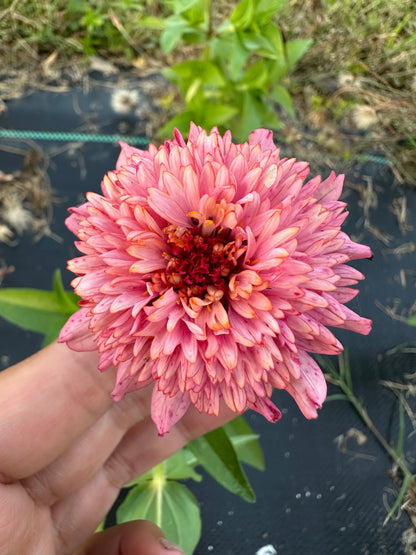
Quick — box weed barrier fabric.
[0,82,415,555]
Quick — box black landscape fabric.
[0,79,415,555]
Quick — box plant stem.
[332,372,413,482]
[206,0,213,39]
[152,462,166,528]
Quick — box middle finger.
[21,385,153,506]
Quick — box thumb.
[73,520,185,555]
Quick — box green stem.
[206,0,213,39]
[152,463,166,528]
[332,373,413,482]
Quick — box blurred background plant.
[155,0,311,138]
[1,0,415,183]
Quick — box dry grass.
[0,144,57,245]
[279,0,416,184]
[0,0,415,184]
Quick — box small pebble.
[256,545,277,555]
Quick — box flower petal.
[151,386,191,436]
[58,308,96,351]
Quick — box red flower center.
[161,223,246,300]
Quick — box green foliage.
[158,0,312,139]
[224,416,265,470]
[0,269,79,346]
[321,351,416,526]
[117,416,263,553]
[0,0,169,61]
[65,0,165,57]
[118,467,201,555]
[408,313,416,326]
[187,426,256,503]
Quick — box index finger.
[0,341,116,479]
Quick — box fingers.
[24,394,233,508]
[103,404,235,489]
[73,520,185,555]
[0,342,116,479]
[21,386,154,505]
[50,405,234,553]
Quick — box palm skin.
[0,342,232,555]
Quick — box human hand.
[0,342,233,554]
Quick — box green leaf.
[181,29,206,46]
[408,313,416,326]
[261,106,281,129]
[230,0,256,30]
[180,0,206,26]
[159,111,196,138]
[233,91,265,139]
[188,427,256,503]
[163,448,202,481]
[285,38,313,70]
[396,399,406,458]
[124,446,202,488]
[254,0,287,22]
[138,16,167,31]
[160,15,190,53]
[117,479,201,555]
[201,103,239,127]
[95,520,105,533]
[224,416,265,470]
[170,60,225,87]
[240,59,270,91]
[383,474,411,526]
[41,329,62,348]
[0,288,71,340]
[170,0,203,15]
[211,33,249,81]
[339,350,353,392]
[242,32,274,53]
[53,269,80,313]
[228,38,250,81]
[325,394,349,402]
[269,84,295,117]
[184,77,202,104]
[0,269,78,345]
[263,23,285,65]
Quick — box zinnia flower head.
[59,123,372,435]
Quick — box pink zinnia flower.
[59,124,371,435]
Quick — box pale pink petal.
[338,232,373,259]
[314,171,344,203]
[116,141,146,170]
[248,129,276,151]
[246,396,282,422]
[151,386,191,436]
[286,351,327,418]
[58,308,96,351]
[60,122,371,433]
[338,305,372,335]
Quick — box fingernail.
[159,537,185,554]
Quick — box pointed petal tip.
[59,308,96,352]
[248,129,276,151]
[151,386,191,435]
[248,397,282,423]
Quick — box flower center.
[161,223,246,300]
